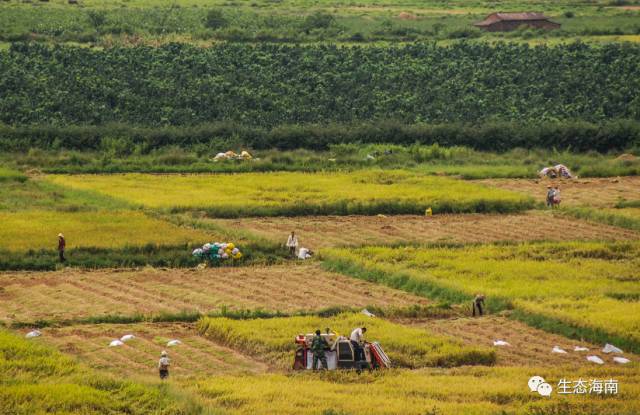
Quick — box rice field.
[606,208,640,221]
[322,242,640,351]
[411,316,637,367]
[0,264,429,325]
[45,171,535,216]
[198,313,496,369]
[210,211,638,248]
[0,328,194,414]
[0,209,210,251]
[35,323,267,380]
[478,176,640,208]
[193,366,640,415]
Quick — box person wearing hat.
[57,233,66,263]
[158,350,170,379]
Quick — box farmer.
[349,326,367,362]
[311,329,329,370]
[546,186,555,208]
[286,231,298,257]
[553,186,561,207]
[472,294,485,317]
[57,233,66,263]
[158,350,170,380]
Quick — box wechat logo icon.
[529,376,553,397]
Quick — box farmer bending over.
[472,294,485,317]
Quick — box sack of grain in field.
[109,340,124,347]
[587,355,604,364]
[602,343,623,354]
[120,334,135,342]
[25,330,41,338]
[167,339,182,347]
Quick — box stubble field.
[0,264,429,325]
[210,211,638,248]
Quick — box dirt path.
[210,211,637,249]
[407,316,636,368]
[477,177,640,208]
[33,322,269,379]
[0,264,428,324]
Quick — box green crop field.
[1,0,638,45]
[45,171,534,216]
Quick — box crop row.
[2,42,639,128]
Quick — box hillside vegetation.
[1,43,638,129]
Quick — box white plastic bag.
[167,339,182,347]
[613,357,630,364]
[552,346,567,354]
[602,343,623,354]
[493,340,510,347]
[361,309,375,317]
[109,340,124,347]
[586,355,604,365]
[25,330,41,338]
[120,334,135,342]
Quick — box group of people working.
[310,326,367,370]
[286,231,313,259]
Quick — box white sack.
[613,357,631,364]
[602,343,623,354]
[493,340,510,347]
[120,334,135,342]
[587,355,604,365]
[552,346,568,354]
[25,330,41,338]
[109,340,124,347]
[167,339,182,347]
[574,346,589,352]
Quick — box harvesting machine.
[292,332,391,371]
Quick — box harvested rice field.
[409,316,637,368]
[0,264,428,325]
[478,176,640,208]
[34,322,267,379]
[210,211,638,248]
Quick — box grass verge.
[10,304,455,330]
